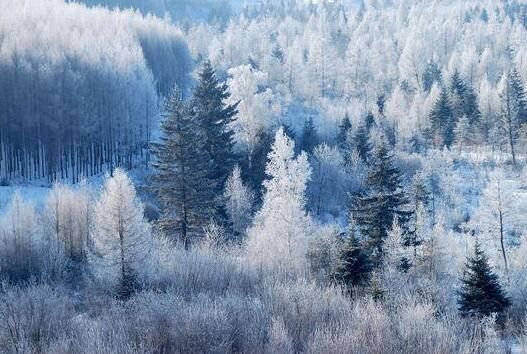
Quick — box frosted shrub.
[0,283,74,353]
[262,278,352,352]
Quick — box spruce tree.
[152,88,211,249]
[352,141,412,264]
[458,241,510,318]
[429,86,455,147]
[333,234,372,295]
[449,70,481,128]
[508,68,527,125]
[500,69,527,166]
[337,113,352,150]
[422,61,442,93]
[365,111,376,131]
[299,116,318,154]
[191,61,239,210]
[354,124,372,162]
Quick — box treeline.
[0,0,192,183]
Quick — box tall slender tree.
[91,169,151,299]
[191,61,239,207]
[299,116,318,154]
[499,69,527,166]
[152,88,211,249]
[353,141,412,264]
[429,87,455,147]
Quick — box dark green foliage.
[152,88,211,248]
[500,68,527,166]
[352,142,412,263]
[449,70,481,127]
[337,113,352,150]
[365,111,376,130]
[354,124,372,162]
[429,87,455,147]
[333,234,372,294]
[377,94,386,116]
[508,68,527,125]
[299,117,318,154]
[241,129,274,205]
[191,61,239,211]
[458,241,510,318]
[422,61,442,93]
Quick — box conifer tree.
[352,141,412,264]
[429,87,455,147]
[458,241,510,318]
[354,124,372,162]
[499,69,527,166]
[152,88,211,249]
[337,113,352,150]
[364,111,376,131]
[449,70,481,128]
[191,61,239,207]
[299,116,318,154]
[333,234,372,295]
[422,61,442,93]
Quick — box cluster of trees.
[0,0,192,183]
[184,0,527,161]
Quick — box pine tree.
[458,241,510,318]
[499,69,527,166]
[422,61,442,93]
[299,116,318,154]
[354,124,372,162]
[508,69,527,126]
[449,70,481,128]
[191,61,239,211]
[152,88,211,249]
[449,70,467,121]
[352,141,412,264]
[333,234,372,295]
[429,87,455,147]
[365,111,376,131]
[337,113,352,150]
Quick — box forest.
[1,0,527,353]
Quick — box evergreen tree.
[365,111,376,131]
[422,61,442,93]
[508,68,527,125]
[333,234,372,295]
[376,94,386,116]
[449,70,467,120]
[299,116,318,154]
[152,88,211,249]
[429,87,455,147]
[499,69,527,166]
[354,124,372,162]
[449,70,481,128]
[458,241,510,318]
[352,141,412,264]
[191,61,239,211]
[337,113,352,150]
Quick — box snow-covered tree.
[224,166,254,239]
[90,169,151,298]
[246,127,313,273]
